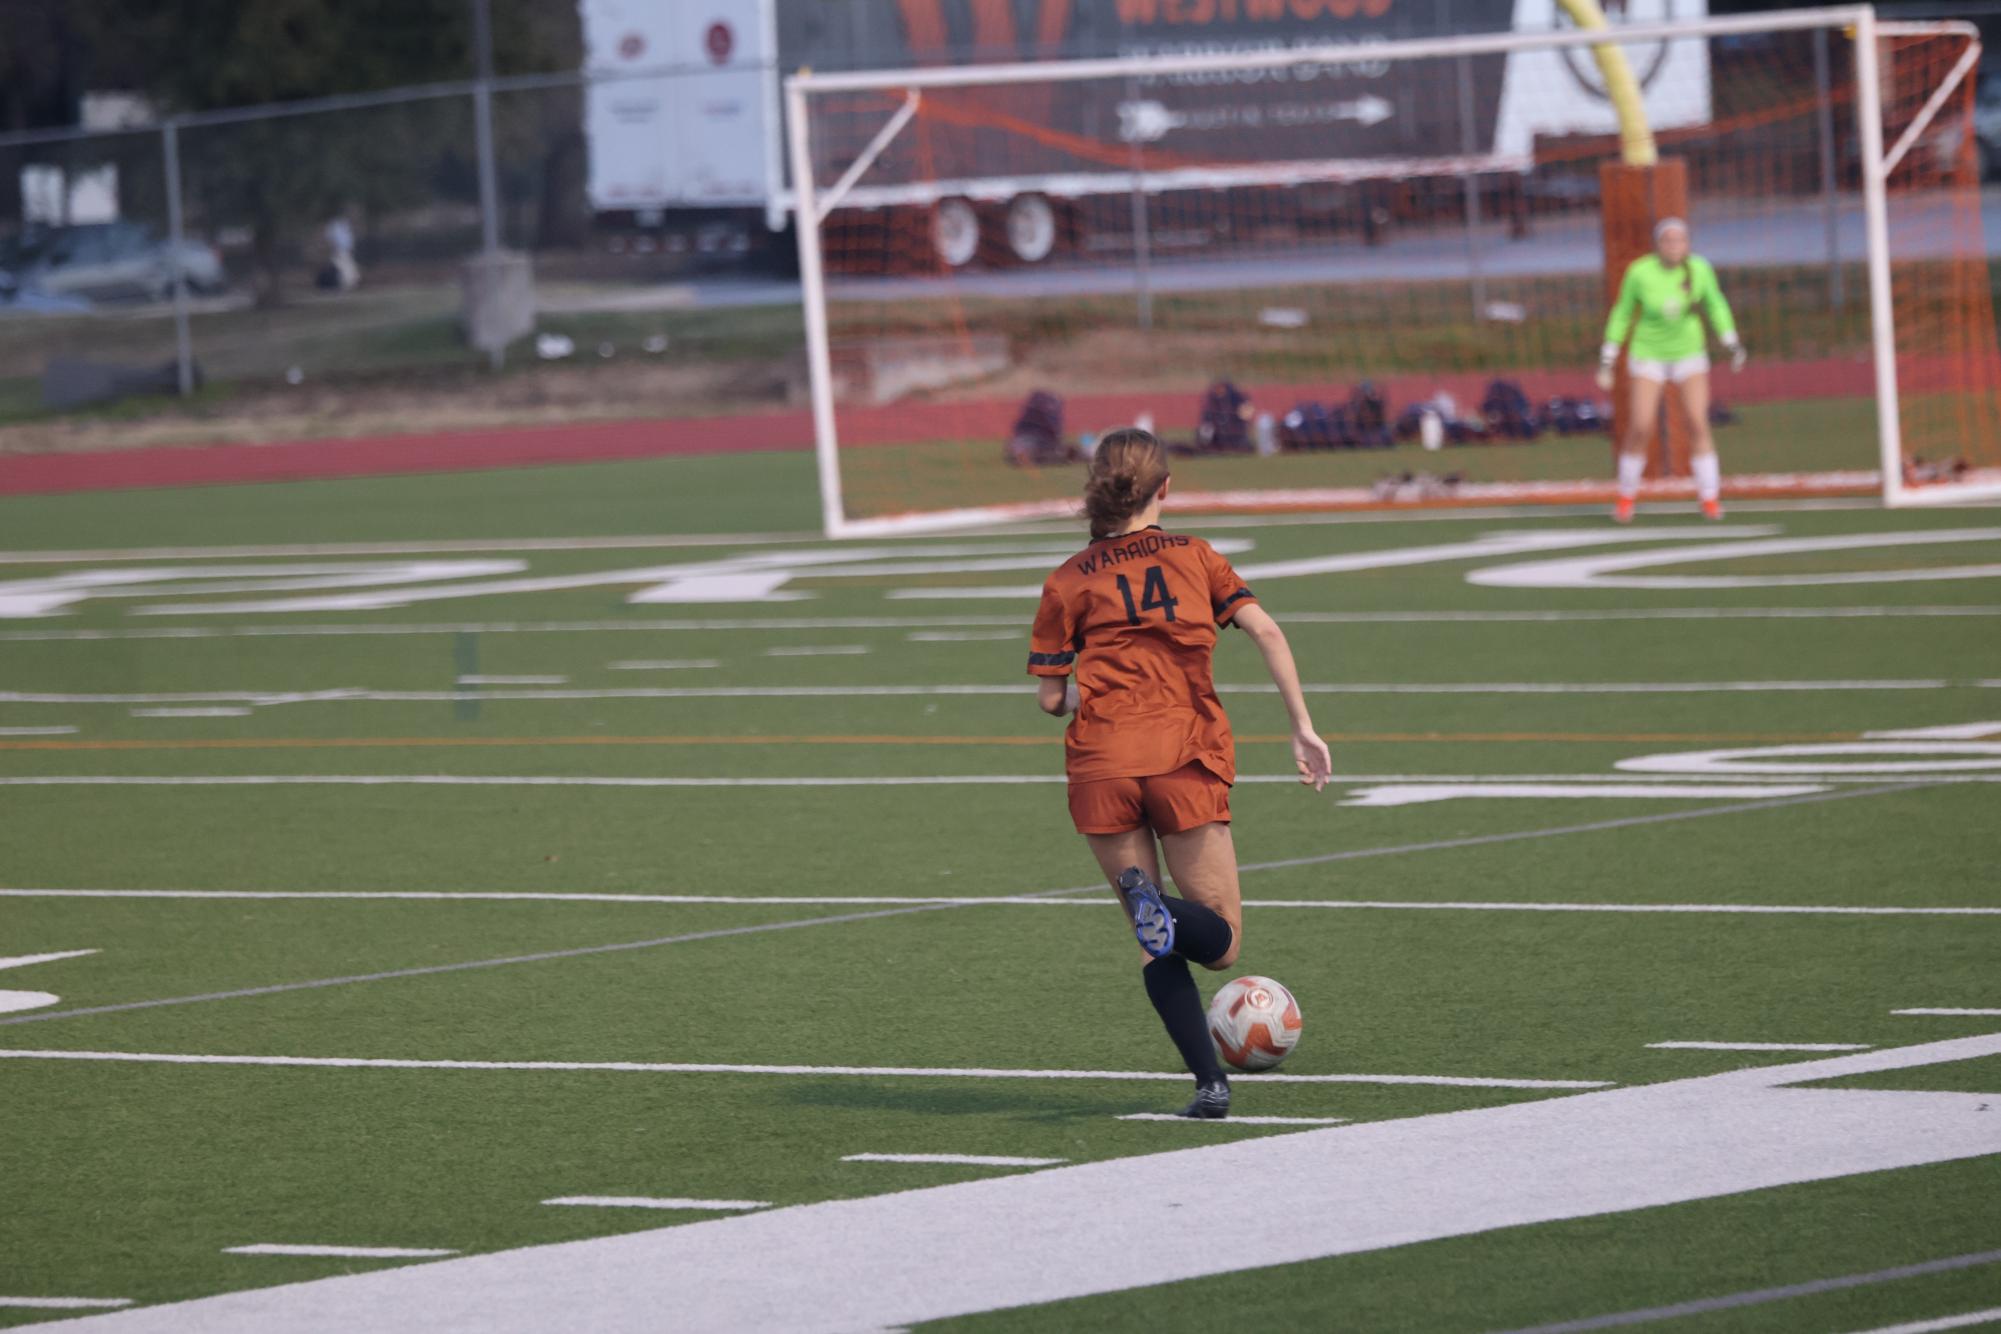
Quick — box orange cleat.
[1700,497,1725,521]
[1612,495,1636,524]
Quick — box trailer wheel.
[931,198,980,269]
[1003,194,1058,264]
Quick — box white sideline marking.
[1342,782,1826,807]
[1116,1114,1348,1125]
[6,773,1999,793]
[1621,742,2001,776]
[1844,1307,2001,1334]
[906,629,1023,642]
[0,990,59,1015]
[54,1033,2001,1334]
[0,948,99,1017]
[0,500,1920,568]
[542,1197,769,1212]
[8,606,2000,642]
[606,660,721,671]
[1894,1008,2001,1016]
[124,540,1130,616]
[0,1050,1611,1090]
[762,645,870,657]
[1866,721,2001,739]
[843,1154,1065,1167]
[0,726,77,736]
[0,533,814,564]
[129,707,251,718]
[1470,528,2001,590]
[0,1297,134,1310]
[0,770,1940,786]
[1649,1041,1873,1052]
[0,949,99,971]
[3,679,1985,706]
[455,675,566,686]
[224,1245,456,1259]
[4,889,1998,917]
[887,527,1779,598]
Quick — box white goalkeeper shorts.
[1627,352,1711,384]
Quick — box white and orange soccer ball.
[1207,975,1303,1071]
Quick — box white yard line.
[1842,1307,2001,1334]
[1116,1113,1348,1125]
[843,1154,1066,1167]
[51,1032,2001,1334]
[3,680,1990,706]
[1343,783,1828,806]
[1499,1251,2001,1334]
[1648,1041,1873,1052]
[129,707,251,718]
[455,675,567,686]
[0,1050,1611,1090]
[542,1197,769,1211]
[606,660,721,670]
[0,501,1898,569]
[0,725,78,736]
[0,498,1927,570]
[1866,722,2001,740]
[6,888,1998,917]
[223,1245,456,1259]
[0,1297,134,1310]
[1893,1008,2001,1016]
[7,607,2000,642]
[3,774,1994,791]
[761,645,870,657]
[0,533,815,564]
[0,949,99,971]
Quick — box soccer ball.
[1207,975,1303,1072]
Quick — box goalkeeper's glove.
[1723,334,1748,374]
[1595,343,1618,393]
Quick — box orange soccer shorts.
[1067,761,1233,836]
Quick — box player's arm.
[1597,262,1641,388]
[1699,260,1747,371]
[1231,603,1333,792]
[1027,576,1078,717]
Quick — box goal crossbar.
[785,7,1875,96]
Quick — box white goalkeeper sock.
[1692,452,1721,501]
[1616,452,1646,499]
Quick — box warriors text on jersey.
[1027,527,1258,784]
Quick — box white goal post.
[787,6,2001,537]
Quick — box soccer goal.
[785,7,2001,537]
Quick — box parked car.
[0,222,225,303]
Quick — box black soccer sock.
[1142,955,1224,1085]
[1163,895,1234,967]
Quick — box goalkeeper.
[1596,217,1745,522]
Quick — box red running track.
[0,359,1876,497]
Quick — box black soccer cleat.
[1177,1078,1231,1120]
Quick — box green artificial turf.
[0,459,1996,1326]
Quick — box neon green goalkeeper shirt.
[1602,254,1738,361]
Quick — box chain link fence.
[2,4,1992,446]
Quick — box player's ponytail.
[1083,428,1170,540]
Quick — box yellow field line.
[0,731,1862,752]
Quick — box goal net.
[786,7,2001,537]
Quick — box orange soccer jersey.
[1027,526,1258,784]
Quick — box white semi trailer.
[578,0,1709,269]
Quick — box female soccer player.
[1027,429,1333,1119]
[1597,217,1747,523]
